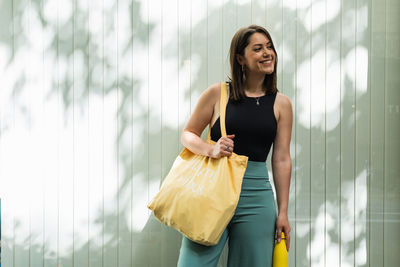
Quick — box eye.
[254,48,261,52]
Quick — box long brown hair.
[228,25,278,100]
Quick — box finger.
[221,152,231,157]
[223,140,234,149]
[225,144,234,151]
[222,139,233,146]
[220,139,233,148]
[227,134,235,139]
[219,143,228,152]
[221,143,233,152]
[217,145,228,155]
[222,136,234,143]
[223,148,233,156]
[224,148,232,155]
[276,229,282,243]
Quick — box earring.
[241,65,246,81]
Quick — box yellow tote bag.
[148,82,248,246]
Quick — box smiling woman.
[0,0,399,266]
[229,25,279,101]
[177,25,293,267]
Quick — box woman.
[177,25,292,267]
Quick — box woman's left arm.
[271,93,293,251]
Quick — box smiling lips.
[260,59,273,64]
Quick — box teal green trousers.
[177,161,277,267]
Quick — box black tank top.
[210,90,277,162]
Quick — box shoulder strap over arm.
[206,82,228,140]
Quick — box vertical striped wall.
[0,0,399,266]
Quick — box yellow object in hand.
[273,232,288,267]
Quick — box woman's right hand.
[210,134,235,158]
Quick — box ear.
[236,54,245,66]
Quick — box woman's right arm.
[181,83,234,159]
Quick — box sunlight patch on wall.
[0,87,121,255]
[304,169,367,266]
[304,0,340,33]
[43,0,72,25]
[88,4,103,35]
[280,42,294,68]
[191,1,207,32]
[162,59,180,128]
[131,174,154,232]
[296,51,324,130]
[208,0,224,9]
[345,45,368,93]
[296,221,310,238]
[295,43,363,131]
[326,243,340,266]
[325,47,341,131]
[310,208,327,265]
[265,0,279,8]
[237,0,251,6]
[281,0,297,10]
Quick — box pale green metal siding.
[0,0,399,266]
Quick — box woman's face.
[239,32,276,75]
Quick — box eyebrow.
[253,42,272,47]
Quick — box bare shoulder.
[276,92,292,106]
[203,82,221,102]
[197,82,221,113]
[183,82,222,136]
[275,92,293,111]
[274,92,293,123]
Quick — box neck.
[244,72,265,95]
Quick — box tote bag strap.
[206,82,228,141]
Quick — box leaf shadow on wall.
[0,0,374,266]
